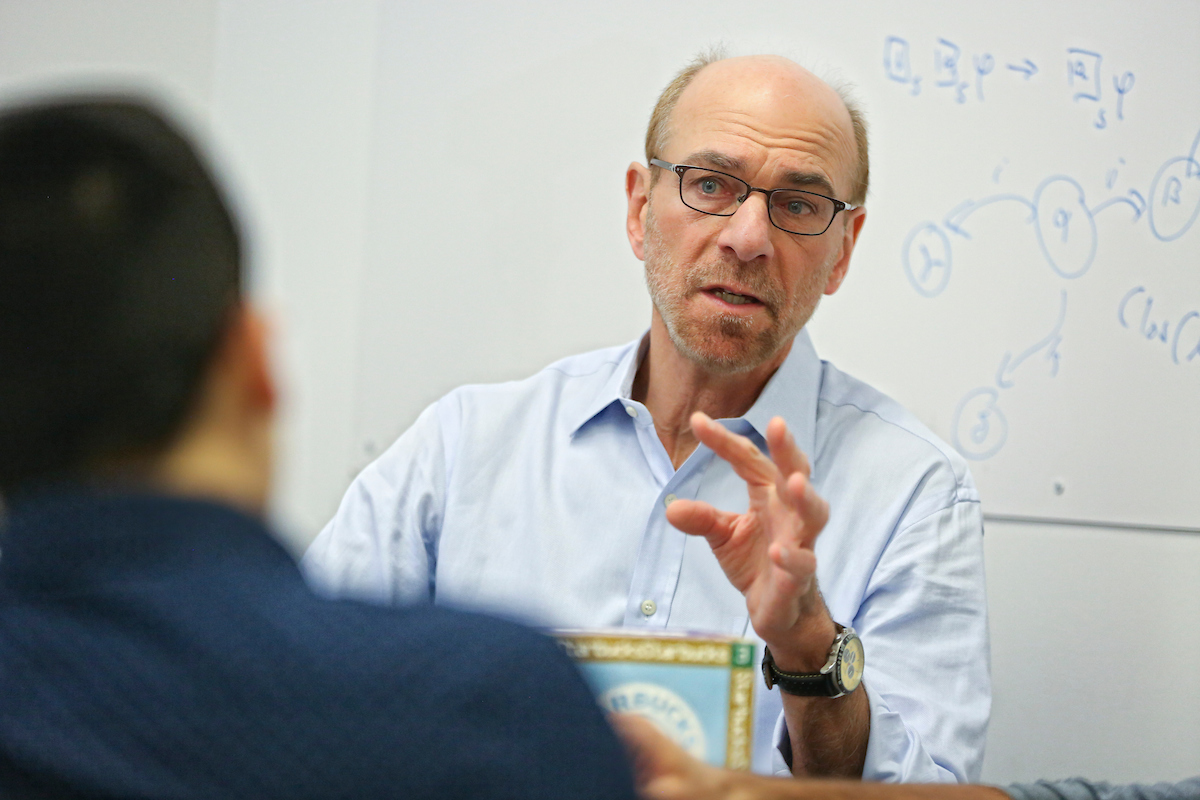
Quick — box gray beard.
[642,213,823,375]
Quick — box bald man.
[305,52,990,782]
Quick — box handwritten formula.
[885,36,1135,129]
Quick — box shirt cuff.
[770,710,793,777]
[766,681,970,781]
[861,681,958,782]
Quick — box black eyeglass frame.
[649,158,859,236]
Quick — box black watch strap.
[760,626,864,699]
[761,645,841,696]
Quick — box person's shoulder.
[542,341,635,379]
[291,588,543,656]
[814,359,977,502]
[443,342,632,402]
[225,587,632,796]
[322,599,634,797]
[290,592,584,693]
[174,562,590,714]
[338,596,558,651]
[431,341,635,430]
[293,596,633,775]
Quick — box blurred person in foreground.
[0,96,634,799]
[616,699,1200,800]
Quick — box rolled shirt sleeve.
[858,500,990,781]
[303,401,449,605]
[768,500,989,781]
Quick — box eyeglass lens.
[678,168,837,235]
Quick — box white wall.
[1,0,1196,786]
[983,520,1200,783]
[0,1,218,117]
[208,0,381,549]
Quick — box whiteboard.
[350,0,1200,531]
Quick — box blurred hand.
[611,713,728,800]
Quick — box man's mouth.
[707,287,760,306]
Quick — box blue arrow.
[943,200,976,238]
[943,194,1036,238]
[996,290,1067,388]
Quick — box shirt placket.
[619,400,711,628]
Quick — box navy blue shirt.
[0,488,635,799]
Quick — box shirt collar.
[740,328,821,461]
[568,332,649,435]
[569,328,823,459]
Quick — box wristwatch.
[761,625,865,698]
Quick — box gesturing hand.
[665,412,831,658]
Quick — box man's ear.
[626,162,651,261]
[823,208,866,296]
[216,304,276,418]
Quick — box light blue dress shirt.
[303,330,990,781]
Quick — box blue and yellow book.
[556,630,756,770]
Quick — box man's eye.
[785,199,816,215]
[699,178,720,194]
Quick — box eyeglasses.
[649,158,858,236]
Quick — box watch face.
[837,635,865,692]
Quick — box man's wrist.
[763,613,839,673]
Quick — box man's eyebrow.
[778,170,837,198]
[681,150,745,172]
[680,151,839,198]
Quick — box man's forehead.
[666,56,856,195]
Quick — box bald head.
[644,53,869,205]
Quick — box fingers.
[686,412,827,547]
[610,713,677,755]
[689,412,778,487]
[609,713,680,786]
[787,471,829,549]
[610,714,725,800]
[692,413,813,494]
[765,416,811,481]
[665,498,739,544]
[769,539,817,573]
[754,552,814,632]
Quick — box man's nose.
[716,189,775,263]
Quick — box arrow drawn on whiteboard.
[1128,189,1146,215]
[996,290,1067,388]
[944,194,1037,238]
[1006,59,1038,79]
[1090,189,1146,220]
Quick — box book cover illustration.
[557,630,756,770]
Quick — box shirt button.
[663,493,678,508]
[625,405,638,418]
[641,599,657,616]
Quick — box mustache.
[679,259,784,309]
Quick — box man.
[305,52,990,781]
[616,713,1200,800]
[0,97,635,799]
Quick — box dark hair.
[0,98,241,492]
